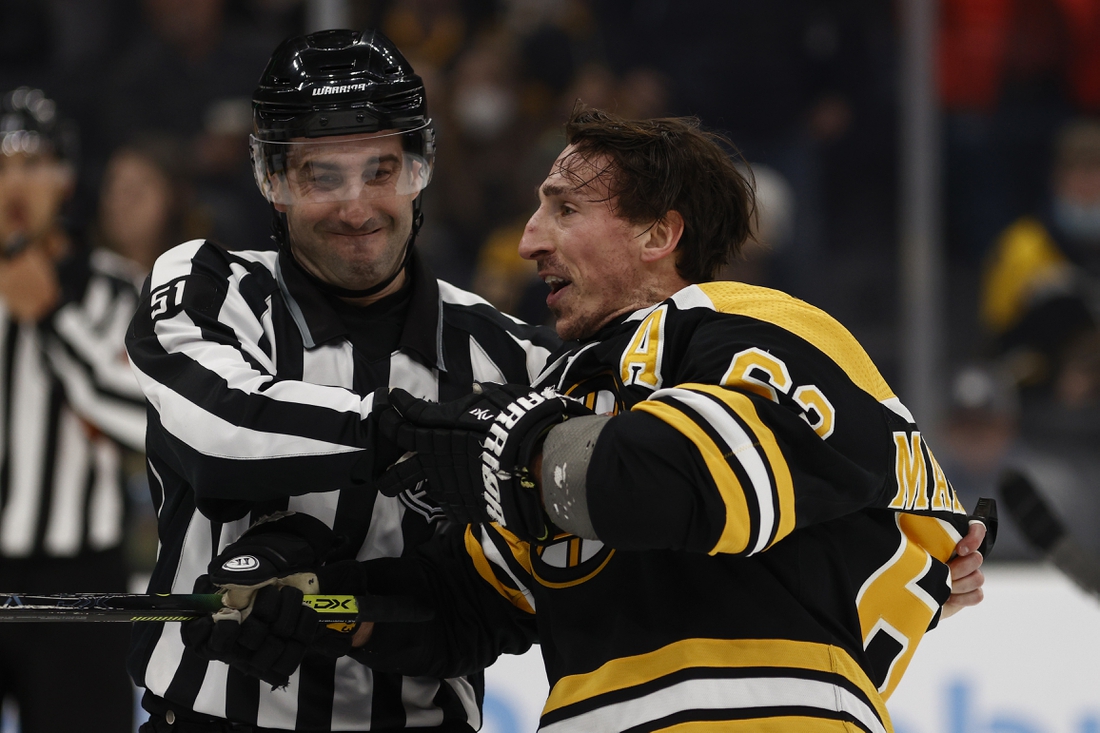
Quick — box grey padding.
[540,414,612,540]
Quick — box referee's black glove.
[181,513,367,688]
[374,384,594,543]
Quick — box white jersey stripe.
[132,362,363,460]
[652,387,776,554]
[539,674,887,733]
[192,654,230,719]
[47,341,146,450]
[43,408,89,556]
[403,678,445,728]
[331,658,374,729]
[1,326,51,556]
[88,438,124,550]
[469,335,507,384]
[444,677,481,729]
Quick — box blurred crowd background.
[4,0,1100,568]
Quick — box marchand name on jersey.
[312,84,368,96]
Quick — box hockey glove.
[181,512,367,688]
[375,384,594,543]
[206,511,340,611]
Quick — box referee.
[124,28,558,732]
[0,87,148,731]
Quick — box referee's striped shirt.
[125,239,559,731]
[0,247,147,559]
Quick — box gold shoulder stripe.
[699,281,895,402]
[463,525,535,614]
[632,399,752,555]
[636,385,796,555]
[657,717,875,732]
[684,383,797,551]
[543,637,891,730]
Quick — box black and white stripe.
[127,239,558,730]
[0,248,147,559]
[539,669,889,733]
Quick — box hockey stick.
[999,468,1100,599]
[0,592,433,623]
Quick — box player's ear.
[640,210,684,263]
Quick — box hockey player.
[350,106,992,732]
[125,28,555,732]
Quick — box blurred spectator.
[102,0,278,249]
[590,0,870,298]
[380,0,472,69]
[0,86,146,733]
[981,117,1100,407]
[937,364,1035,559]
[718,163,797,287]
[939,0,1100,264]
[935,361,1100,565]
[0,0,143,227]
[615,67,671,121]
[92,135,211,580]
[425,30,536,286]
[977,116,1100,564]
[92,135,206,276]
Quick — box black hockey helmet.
[0,87,78,162]
[250,28,435,206]
[254,27,430,141]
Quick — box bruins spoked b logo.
[531,536,614,588]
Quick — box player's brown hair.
[561,104,756,282]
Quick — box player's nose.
[518,209,551,260]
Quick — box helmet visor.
[250,127,433,205]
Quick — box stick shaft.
[1000,469,1100,599]
[0,593,364,623]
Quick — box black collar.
[275,246,444,371]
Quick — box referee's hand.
[182,583,343,689]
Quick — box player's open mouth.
[544,275,571,294]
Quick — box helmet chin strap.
[276,203,424,300]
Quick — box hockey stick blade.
[998,469,1100,599]
[0,592,434,623]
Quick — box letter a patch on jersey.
[620,305,667,390]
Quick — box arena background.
[3,0,1100,730]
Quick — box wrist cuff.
[539,415,611,540]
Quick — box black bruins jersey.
[362,281,971,733]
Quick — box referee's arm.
[126,241,381,505]
[44,266,148,452]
